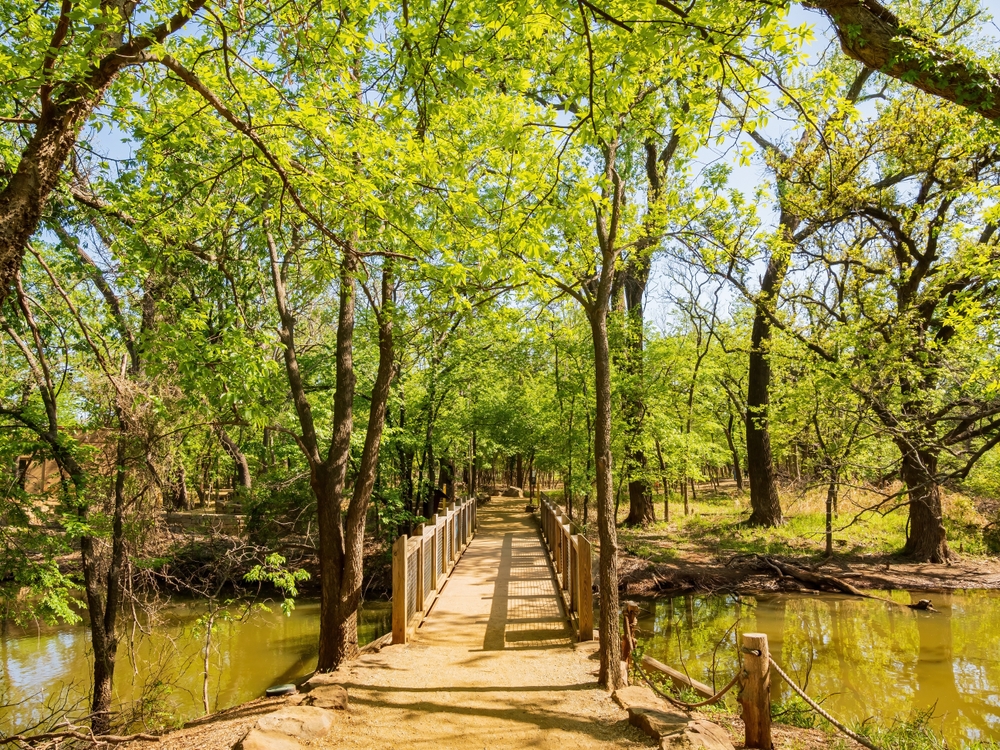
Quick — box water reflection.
[636,590,1000,745]
[0,599,390,732]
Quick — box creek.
[635,589,1000,745]
[0,598,390,733]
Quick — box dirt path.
[140,496,653,750]
[312,495,653,748]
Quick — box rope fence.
[631,628,883,750]
[767,656,881,750]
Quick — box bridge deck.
[318,494,653,748]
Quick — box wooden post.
[392,534,408,644]
[414,523,425,611]
[739,632,772,750]
[561,523,570,591]
[622,601,639,668]
[576,534,593,641]
[429,523,439,591]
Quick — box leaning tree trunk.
[215,425,251,491]
[900,448,950,563]
[588,304,624,690]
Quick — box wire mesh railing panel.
[406,545,418,623]
[437,526,445,576]
[423,538,432,607]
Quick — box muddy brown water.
[635,590,1000,745]
[0,599,389,733]
[4,590,999,743]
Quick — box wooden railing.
[537,494,593,641]
[391,496,478,644]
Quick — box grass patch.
[613,482,997,562]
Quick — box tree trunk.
[620,236,655,527]
[825,467,837,557]
[900,449,950,563]
[79,436,127,734]
[215,425,251,491]
[335,265,396,666]
[746,229,791,527]
[725,414,744,491]
[588,304,624,690]
[654,438,669,523]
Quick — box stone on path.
[614,686,688,739]
[613,686,734,750]
[234,706,336,750]
[301,684,348,710]
[659,719,735,750]
[501,486,523,497]
[236,729,304,750]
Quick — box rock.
[612,685,659,710]
[501,486,523,497]
[236,729,304,750]
[300,672,344,690]
[255,706,335,739]
[660,720,736,750]
[613,686,690,741]
[627,706,689,739]
[302,684,349,710]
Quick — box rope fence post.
[739,632,772,750]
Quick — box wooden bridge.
[390,492,593,647]
[321,493,652,749]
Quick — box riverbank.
[600,480,1000,596]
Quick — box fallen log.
[755,556,936,611]
[640,654,715,699]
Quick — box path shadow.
[482,531,571,651]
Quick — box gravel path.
[312,495,652,748]
[132,496,653,749]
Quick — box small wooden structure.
[537,494,594,641]
[739,632,772,749]
[391,496,478,644]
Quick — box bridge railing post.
[576,534,593,641]
[392,534,408,644]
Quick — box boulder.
[660,720,736,750]
[501,486,523,498]
[236,729,303,750]
[255,706,335,739]
[302,684,349,710]
[613,686,692,741]
[300,672,344,690]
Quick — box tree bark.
[746,222,793,527]
[725,413,744,491]
[899,448,951,563]
[215,425,251,491]
[315,254,357,670]
[336,264,396,663]
[806,0,1000,121]
[588,302,624,690]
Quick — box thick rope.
[635,661,740,710]
[767,656,880,750]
